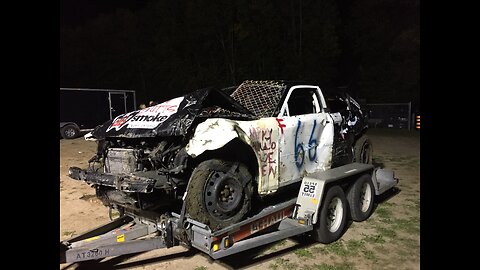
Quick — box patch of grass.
[375,226,397,239]
[273,258,298,270]
[268,239,287,252]
[346,240,366,255]
[378,217,394,224]
[194,266,207,270]
[392,218,420,235]
[311,246,329,255]
[372,245,387,253]
[382,202,396,207]
[269,263,280,270]
[63,230,76,237]
[362,249,378,262]
[374,207,393,219]
[277,239,287,246]
[294,248,313,258]
[397,237,419,250]
[324,240,349,257]
[308,262,356,270]
[362,233,386,244]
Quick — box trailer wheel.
[311,185,347,244]
[354,135,372,164]
[185,159,253,231]
[347,174,375,222]
[61,124,79,139]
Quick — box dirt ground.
[60,128,420,270]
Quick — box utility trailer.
[60,88,136,139]
[60,163,398,264]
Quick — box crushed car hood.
[90,88,256,139]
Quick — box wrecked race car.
[69,80,371,231]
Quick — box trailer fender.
[371,168,399,195]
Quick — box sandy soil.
[60,128,420,270]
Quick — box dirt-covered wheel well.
[190,138,259,187]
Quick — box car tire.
[61,124,80,139]
[184,159,253,231]
[311,185,348,244]
[354,135,372,164]
[346,174,375,222]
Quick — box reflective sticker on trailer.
[85,236,100,242]
[116,234,125,242]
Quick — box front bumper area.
[68,167,157,193]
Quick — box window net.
[230,80,286,118]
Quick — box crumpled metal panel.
[89,88,255,139]
[185,115,334,195]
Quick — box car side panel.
[277,113,334,187]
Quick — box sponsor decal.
[106,111,139,132]
[106,96,184,131]
[127,97,184,129]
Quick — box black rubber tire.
[184,159,253,231]
[311,185,348,244]
[61,124,80,139]
[346,174,375,222]
[354,135,372,164]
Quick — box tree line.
[60,0,419,107]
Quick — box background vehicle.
[60,88,136,139]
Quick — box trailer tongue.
[60,163,398,264]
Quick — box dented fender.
[185,118,280,195]
[186,118,251,157]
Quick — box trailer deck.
[60,163,398,264]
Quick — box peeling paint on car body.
[186,113,334,195]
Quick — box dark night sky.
[60,0,419,109]
[60,0,149,27]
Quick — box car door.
[276,86,334,187]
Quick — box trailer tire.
[354,135,372,164]
[185,159,253,231]
[61,124,80,139]
[347,174,375,222]
[311,185,347,244]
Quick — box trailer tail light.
[415,114,420,130]
[222,236,233,249]
[212,235,234,252]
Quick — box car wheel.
[346,174,375,222]
[61,124,80,139]
[311,185,348,244]
[354,135,372,164]
[185,159,253,231]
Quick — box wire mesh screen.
[230,80,286,117]
[364,103,411,129]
